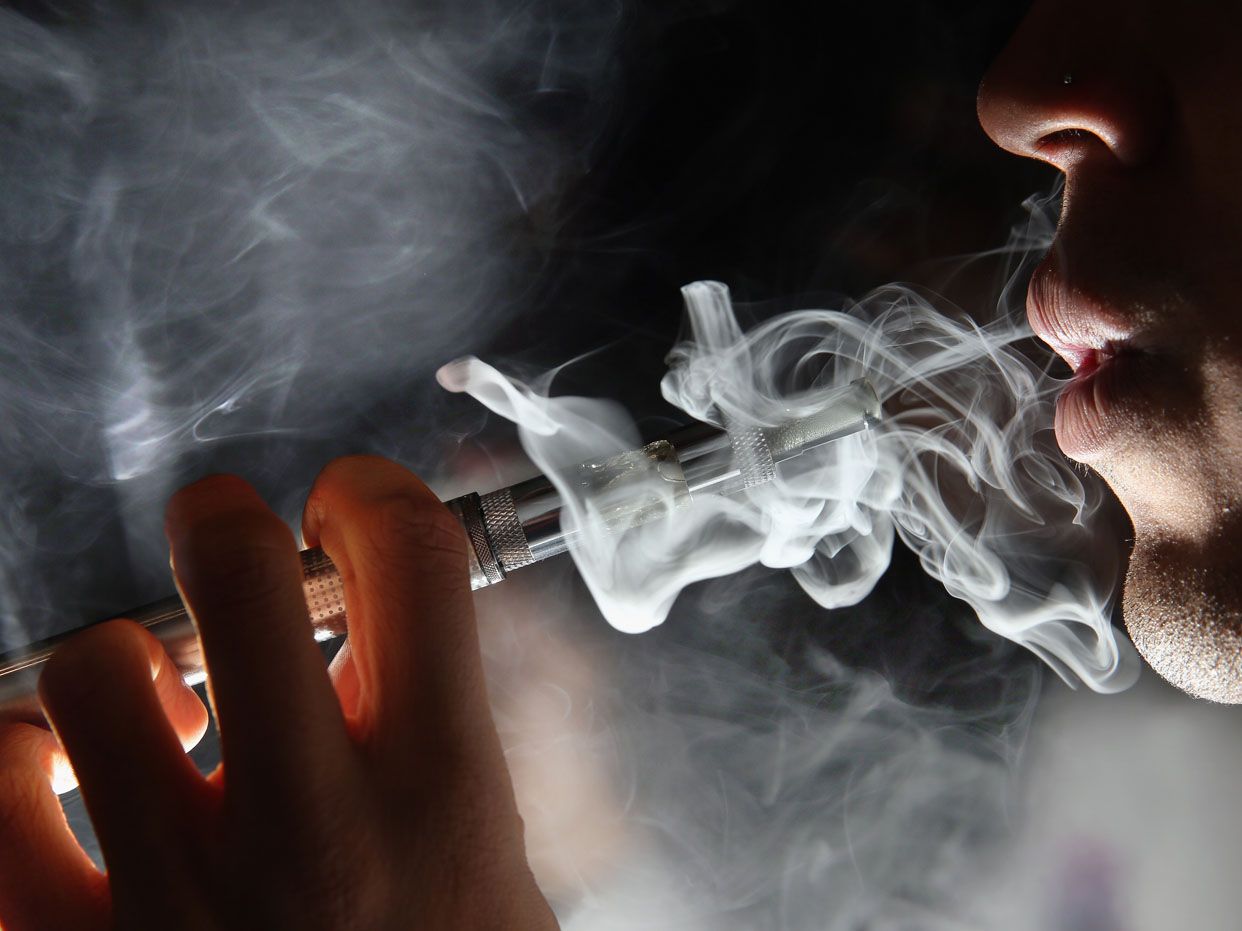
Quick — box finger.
[165,475,353,804]
[301,456,492,752]
[0,723,106,931]
[36,622,210,794]
[38,620,203,886]
[328,639,363,724]
[137,623,211,753]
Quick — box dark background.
[0,0,1051,695]
[5,0,1097,919]
[507,0,1046,374]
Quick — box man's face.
[978,1,1242,701]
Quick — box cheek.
[1123,534,1242,704]
[1200,354,1242,472]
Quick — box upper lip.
[1027,252,1140,373]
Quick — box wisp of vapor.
[441,277,1139,694]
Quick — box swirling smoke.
[442,267,1139,693]
[0,0,619,644]
[2,3,1143,928]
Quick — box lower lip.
[1053,351,1149,461]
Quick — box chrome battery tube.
[0,378,880,723]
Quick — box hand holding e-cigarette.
[0,456,558,931]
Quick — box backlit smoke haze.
[0,0,620,644]
[2,2,1149,929]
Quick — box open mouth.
[1066,340,1129,378]
[1052,340,1158,461]
[1027,257,1157,460]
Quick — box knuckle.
[369,491,470,568]
[188,547,298,618]
[41,619,145,707]
[175,509,297,591]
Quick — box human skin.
[977,1,1242,701]
[0,458,558,930]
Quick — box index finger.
[166,475,353,807]
[301,456,493,756]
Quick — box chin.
[1124,534,1242,704]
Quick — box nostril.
[1039,128,1089,145]
[1032,126,1115,170]
[979,68,1170,170]
[1034,127,1087,155]
[976,6,1172,172]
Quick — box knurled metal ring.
[457,492,505,586]
[480,488,535,573]
[728,426,777,489]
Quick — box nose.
[976,1,1170,171]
